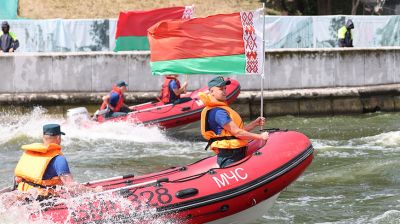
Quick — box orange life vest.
[160,76,181,104]
[14,143,64,195]
[199,93,248,153]
[100,86,124,112]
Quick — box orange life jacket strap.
[204,136,238,151]
[20,179,52,189]
[19,179,58,197]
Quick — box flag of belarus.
[114,6,194,51]
[148,10,264,75]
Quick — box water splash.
[0,107,171,147]
[356,131,400,151]
[0,187,174,224]
[313,130,400,156]
[0,190,53,224]
[62,120,169,144]
[370,210,400,223]
[0,107,63,145]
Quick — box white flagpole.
[260,3,266,131]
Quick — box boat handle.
[175,188,199,199]
[181,106,191,111]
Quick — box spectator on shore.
[0,21,19,53]
[338,19,354,47]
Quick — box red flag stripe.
[148,12,245,62]
[115,7,186,38]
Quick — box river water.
[0,107,399,223]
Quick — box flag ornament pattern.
[114,6,194,51]
[148,10,263,75]
[182,6,195,19]
[241,11,263,74]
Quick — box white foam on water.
[287,195,345,207]
[131,140,208,158]
[311,139,369,158]
[262,214,293,222]
[312,139,345,149]
[317,150,368,158]
[370,210,400,223]
[0,187,170,224]
[356,193,396,202]
[0,107,64,145]
[0,107,171,146]
[356,131,400,151]
[315,217,370,224]
[314,209,400,224]
[311,130,400,158]
[62,119,169,144]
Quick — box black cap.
[346,19,354,29]
[43,124,65,136]
[208,76,231,88]
[116,80,128,87]
[1,21,9,28]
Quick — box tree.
[261,0,318,15]
[317,0,332,15]
[294,0,318,15]
[352,0,361,15]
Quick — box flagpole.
[260,3,266,132]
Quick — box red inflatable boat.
[88,78,240,129]
[33,130,314,223]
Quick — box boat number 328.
[70,188,173,222]
[119,187,173,207]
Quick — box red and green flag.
[148,10,264,75]
[114,6,194,51]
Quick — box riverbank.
[1,84,399,117]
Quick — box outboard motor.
[66,107,90,126]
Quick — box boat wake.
[0,107,171,148]
[0,107,63,145]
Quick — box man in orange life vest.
[14,124,81,199]
[101,80,135,118]
[200,76,269,168]
[160,75,191,104]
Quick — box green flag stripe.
[114,36,149,51]
[150,54,246,75]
